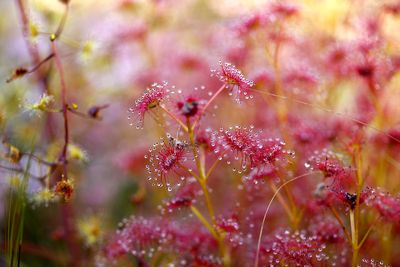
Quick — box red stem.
[15,0,42,82]
[192,83,226,129]
[15,0,55,140]
[51,41,81,267]
[51,42,69,175]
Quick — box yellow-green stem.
[199,180,216,224]
[328,205,352,243]
[159,105,188,132]
[190,206,218,239]
[350,210,359,267]
[186,118,230,266]
[351,145,363,267]
[268,180,294,223]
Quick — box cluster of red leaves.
[211,126,289,170]
[103,216,219,265]
[259,230,329,266]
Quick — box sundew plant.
[1,0,400,266]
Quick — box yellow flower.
[25,93,55,116]
[80,40,97,62]
[31,188,57,207]
[31,93,54,111]
[67,144,88,162]
[29,21,40,43]
[77,216,103,246]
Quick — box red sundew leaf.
[216,215,240,233]
[366,189,400,223]
[128,82,169,129]
[103,216,219,264]
[146,138,190,187]
[308,217,345,244]
[211,61,254,103]
[243,164,277,183]
[306,150,354,188]
[164,181,200,210]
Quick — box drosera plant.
[2,1,400,266]
[107,62,262,266]
[104,2,400,266]
[104,61,312,266]
[103,33,400,266]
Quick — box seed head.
[6,68,28,83]
[54,179,74,202]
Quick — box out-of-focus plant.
[1,0,400,267]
